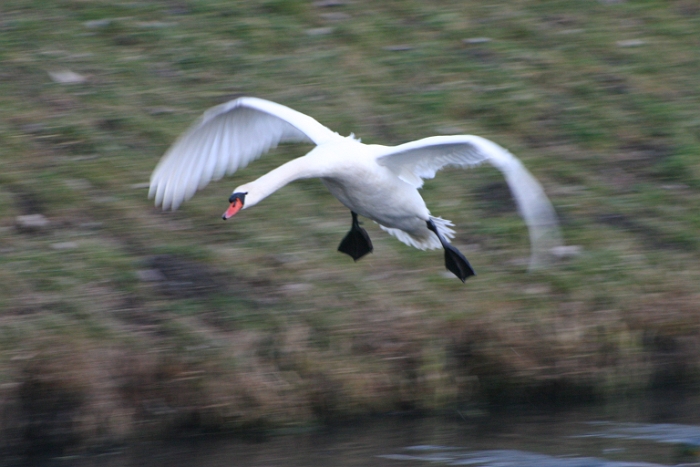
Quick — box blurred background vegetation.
[0,0,699,458]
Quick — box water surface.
[45,394,700,467]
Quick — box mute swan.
[149,97,561,281]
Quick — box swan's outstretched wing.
[375,135,562,268]
[149,97,339,210]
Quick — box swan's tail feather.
[428,216,456,241]
[379,216,454,251]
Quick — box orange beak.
[222,198,243,220]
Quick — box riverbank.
[2,288,700,457]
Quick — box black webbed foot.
[442,243,475,282]
[338,212,373,261]
[427,219,476,282]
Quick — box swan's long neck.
[240,155,324,208]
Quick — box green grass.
[0,0,699,453]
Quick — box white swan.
[149,97,561,281]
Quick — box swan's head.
[222,191,248,220]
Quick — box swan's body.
[149,97,561,280]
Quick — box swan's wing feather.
[375,135,492,188]
[149,97,338,210]
[376,135,562,268]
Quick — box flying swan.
[149,97,561,282]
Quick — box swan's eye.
[229,192,247,204]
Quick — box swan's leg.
[338,211,373,261]
[426,219,475,282]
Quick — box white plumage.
[149,97,561,278]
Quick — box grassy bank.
[1,0,699,457]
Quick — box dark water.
[43,394,700,467]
